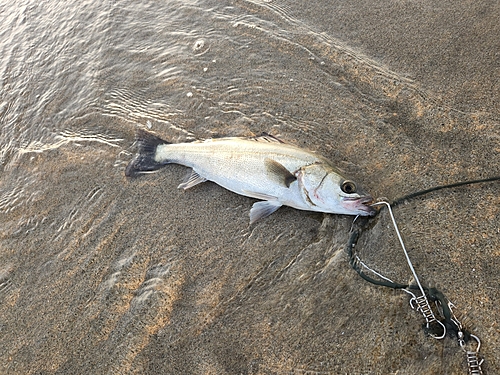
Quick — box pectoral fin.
[264,158,297,188]
[249,200,282,224]
[178,170,207,190]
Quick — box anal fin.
[178,169,207,190]
[249,200,282,224]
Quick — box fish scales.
[155,139,321,200]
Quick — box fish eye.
[341,180,357,194]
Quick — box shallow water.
[1,0,499,374]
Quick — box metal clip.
[411,294,438,324]
[406,290,446,339]
[458,333,484,375]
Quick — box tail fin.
[125,129,170,177]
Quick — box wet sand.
[0,0,499,374]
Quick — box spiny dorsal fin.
[250,132,286,144]
[265,158,297,188]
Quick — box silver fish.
[126,130,376,223]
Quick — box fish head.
[296,163,376,216]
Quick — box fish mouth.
[343,195,376,216]
[359,196,377,216]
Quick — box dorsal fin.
[250,132,286,144]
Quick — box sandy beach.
[0,0,498,374]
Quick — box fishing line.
[371,201,447,338]
[391,175,500,207]
[345,175,498,374]
[371,201,426,297]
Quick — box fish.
[126,129,376,223]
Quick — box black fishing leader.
[345,176,500,374]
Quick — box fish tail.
[125,129,170,177]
